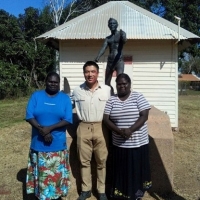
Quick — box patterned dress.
[26,149,71,200]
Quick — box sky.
[0,0,46,17]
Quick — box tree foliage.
[0,8,55,99]
[179,54,200,75]
[160,0,200,73]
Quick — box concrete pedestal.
[147,106,174,194]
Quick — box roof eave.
[178,37,200,51]
[36,36,200,51]
[36,37,59,50]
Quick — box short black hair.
[83,61,99,72]
[46,71,60,82]
[116,73,131,84]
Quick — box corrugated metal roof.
[36,1,200,41]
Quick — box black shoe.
[98,193,108,200]
[77,191,91,200]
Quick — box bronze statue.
[95,18,127,93]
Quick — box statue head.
[108,18,118,31]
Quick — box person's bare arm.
[27,119,70,143]
[39,120,70,136]
[26,118,53,142]
[121,109,149,139]
[26,118,44,135]
[130,109,149,132]
[103,114,124,137]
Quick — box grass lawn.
[0,93,200,200]
[0,97,28,128]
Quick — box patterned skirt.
[110,144,152,200]
[26,149,71,200]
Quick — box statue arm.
[120,29,127,44]
[95,39,108,62]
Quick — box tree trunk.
[29,64,35,87]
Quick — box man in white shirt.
[73,61,111,200]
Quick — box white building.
[36,1,200,128]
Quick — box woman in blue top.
[25,72,73,200]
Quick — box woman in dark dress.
[103,73,152,200]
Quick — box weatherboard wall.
[59,39,178,127]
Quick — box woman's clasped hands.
[120,128,132,140]
[38,125,53,143]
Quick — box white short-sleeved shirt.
[104,91,151,148]
[73,82,111,122]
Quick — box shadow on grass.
[16,168,37,200]
[148,191,187,200]
[147,136,186,200]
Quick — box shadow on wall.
[148,136,186,200]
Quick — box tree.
[45,0,92,73]
[0,10,29,98]
[160,0,200,58]
[48,0,67,27]
[47,0,92,26]
[0,7,55,99]
[180,54,200,75]
[18,7,55,88]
